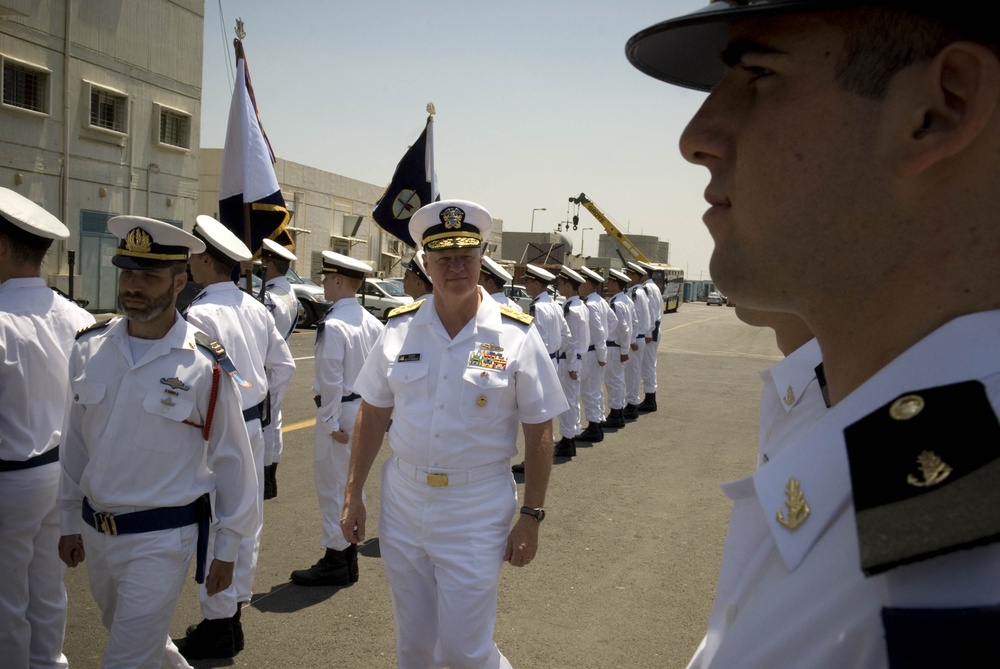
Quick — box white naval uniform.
[59,315,258,669]
[640,278,661,395]
[490,291,523,312]
[557,296,589,439]
[625,285,650,406]
[685,312,1000,669]
[354,289,567,669]
[527,292,567,368]
[184,282,295,619]
[606,291,635,412]
[264,275,298,467]
[756,338,824,467]
[312,297,383,552]
[0,278,93,669]
[581,292,614,423]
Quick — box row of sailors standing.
[474,254,663,471]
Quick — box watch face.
[535,508,545,522]
[522,506,544,521]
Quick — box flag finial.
[426,102,436,116]
[235,17,246,41]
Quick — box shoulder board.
[193,331,252,388]
[500,304,533,325]
[844,380,1000,576]
[75,318,114,340]
[387,299,424,319]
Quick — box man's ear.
[892,42,1000,177]
[174,267,187,296]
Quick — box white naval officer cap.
[0,187,69,247]
[193,215,253,265]
[523,263,556,284]
[108,215,205,270]
[608,268,631,285]
[404,249,432,285]
[626,261,648,276]
[558,266,586,286]
[579,266,605,285]
[319,250,372,280]
[409,199,492,251]
[480,255,513,284]
[261,237,297,262]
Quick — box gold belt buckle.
[95,512,118,536]
[426,473,449,487]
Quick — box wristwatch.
[520,506,545,522]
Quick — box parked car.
[707,291,724,306]
[285,268,329,328]
[358,278,413,320]
[503,284,532,310]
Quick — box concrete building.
[1,0,204,310]
[597,233,669,265]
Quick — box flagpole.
[233,20,255,296]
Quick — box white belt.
[392,456,510,487]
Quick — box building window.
[2,58,49,114]
[89,85,127,133]
[155,104,191,149]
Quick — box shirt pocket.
[386,362,430,413]
[137,391,197,452]
[460,367,509,420]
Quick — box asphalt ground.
[61,302,783,668]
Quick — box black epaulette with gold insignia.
[193,331,252,389]
[844,381,1000,576]
[75,318,114,340]
[499,304,533,325]
[387,299,424,319]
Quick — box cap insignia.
[776,477,810,530]
[125,227,153,254]
[440,206,465,230]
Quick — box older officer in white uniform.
[624,263,651,420]
[340,200,567,669]
[636,261,662,413]
[290,251,383,587]
[628,1,1000,666]
[58,216,258,669]
[577,267,614,443]
[260,238,298,500]
[553,266,589,457]
[176,215,295,660]
[0,189,94,669]
[480,255,522,312]
[602,269,635,430]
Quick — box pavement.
[61,302,782,668]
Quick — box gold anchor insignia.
[776,477,810,530]
[440,206,465,230]
[124,227,153,254]
[476,394,488,408]
[783,385,796,406]
[906,450,952,488]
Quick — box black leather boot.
[290,547,354,586]
[637,392,658,413]
[577,421,604,443]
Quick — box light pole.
[530,207,546,232]
[580,227,593,257]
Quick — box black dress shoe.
[511,461,525,474]
[553,437,576,457]
[175,617,236,660]
[290,547,356,586]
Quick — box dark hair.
[0,217,51,266]
[265,255,291,275]
[835,8,996,98]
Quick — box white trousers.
[83,522,196,669]
[604,346,627,410]
[0,463,68,669]
[379,458,516,669]
[314,399,362,551]
[262,407,283,466]
[642,324,660,394]
[199,420,263,619]
[557,356,583,438]
[625,337,646,405]
[580,351,606,423]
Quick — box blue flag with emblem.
[372,110,440,249]
[218,39,293,257]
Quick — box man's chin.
[121,305,169,322]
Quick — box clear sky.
[199,0,715,280]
